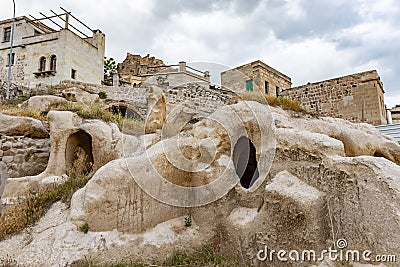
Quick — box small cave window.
[110,104,143,120]
[65,130,94,175]
[50,55,57,71]
[232,136,259,189]
[39,56,46,72]
[71,69,77,79]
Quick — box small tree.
[103,57,117,86]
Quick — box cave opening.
[65,130,94,175]
[232,136,259,189]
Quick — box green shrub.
[184,214,192,227]
[79,223,89,234]
[98,91,107,99]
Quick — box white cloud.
[0,0,399,106]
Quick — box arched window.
[39,56,46,72]
[50,55,57,71]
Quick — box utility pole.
[6,0,16,100]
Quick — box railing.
[376,123,400,143]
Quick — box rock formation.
[19,95,67,113]
[117,53,166,77]
[1,111,141,204]
[62,87,100,106]
[0,100,400,266]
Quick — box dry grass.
[0,104,46,121]
[54,102,144,132]
[73,245,239,267]
[54,102,115,122]
[235,92,304,112]
[0,153,93,240]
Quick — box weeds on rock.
[236,92,304,112]
[0,152,93,240]
[79,223,90,234]
[98,91,107,99]
[184,214,192,227]
[0,103,46,121]
[74,245,239,267]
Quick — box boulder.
[2,102,400,266]
[145,85,166,133]
[1,111,142,204]
[0,113,48,138]
[19,95,67,113]
[62,87,100,106]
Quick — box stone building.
[221,60,292,95]
[391,105,400,124]
[117,53,167,86]
[0,12,105,88]
[115,53,210,88]
[281,70,387,125]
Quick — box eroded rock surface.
[1,101,400,266]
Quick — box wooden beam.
[39,12,63,29]
[50,10,89,38]
[60,6,93,32]
[28,13,62,22]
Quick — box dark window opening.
[3,27,11,42]
[276,86,280,97]
[65,130,94,175]
[71,69,76,79]
[246,80,253,91]
[233,136,259,189]
[265,81,269,94]
[109,104,143,120]
[6,53,15,66]
[39,56,46,72]
[50,55,57,71]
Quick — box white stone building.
[0,14,105,87]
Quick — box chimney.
[179,61,186,72]
[204,71,210,81]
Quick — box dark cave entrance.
[232,136,259,189]
[65,130,94,174]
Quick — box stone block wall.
[281,70,387,126]
[391,105,400,124]
[0,18,104,88]
[221,60,292,95]
[60,80,235,117]
[0,135,50,178]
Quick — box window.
[246,80,253,91]
[6,53,15,66]
[3,27,11,42]
[71,69,76,79]
[39,56,46,72]
[50,55,57,71]
[276,86,280,97]
[265,81,269,94]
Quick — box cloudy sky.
[1,0,399,108]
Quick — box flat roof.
[221,60,291,82]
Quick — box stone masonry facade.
[60,80,234,117]
[391,105,400,124]
[221,60,292,95]
[0,16,105,87]
[280,70,387,126]
[0,135,50,198]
